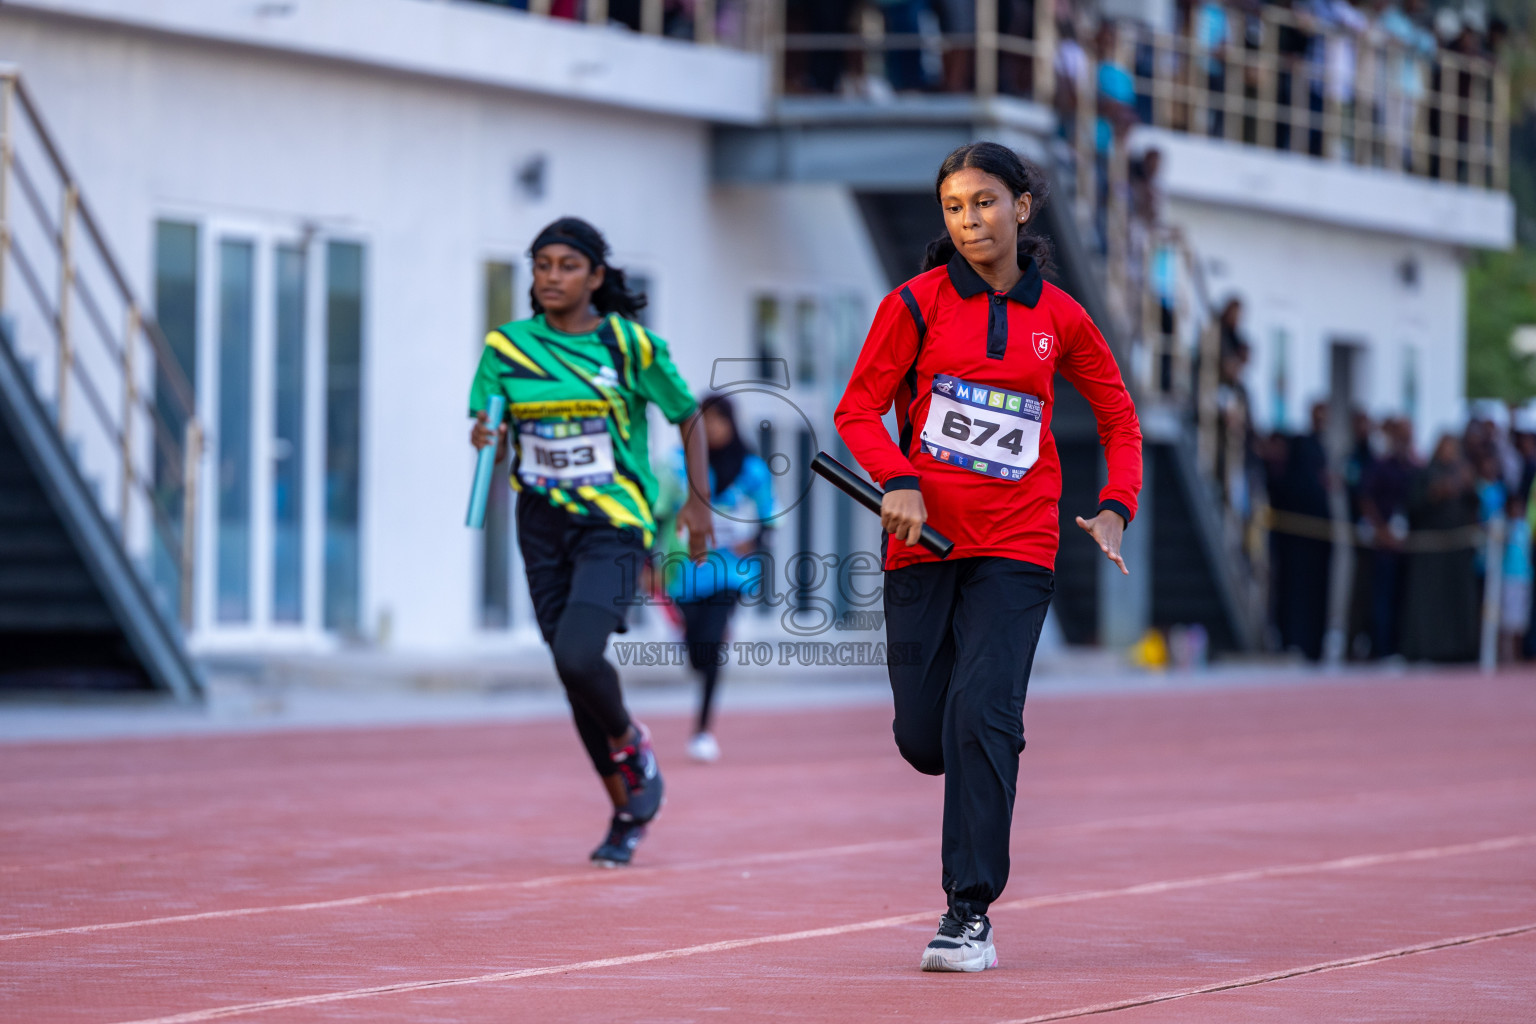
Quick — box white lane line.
[9,807,1534,946]
[994,921,1536,1023]
[7,770,1527,881]
[110,911,939,1024]
[987,833,1536,916]
[103,833,1536,1024]
[0,837,930,942]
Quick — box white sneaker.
[687,731,720,763]
[920,912,997,972]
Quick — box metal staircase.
[0,67,202,697]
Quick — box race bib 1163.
[517,418,616,489]
[919,374,1042,481]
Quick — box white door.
[195,222,327,646]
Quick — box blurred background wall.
[0,0,1526,690]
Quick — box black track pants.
[678,593,738,734]
[883,555,1053,918]
[519,494,642,777]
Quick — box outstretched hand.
[1075,510,1128,575]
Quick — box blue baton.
[466,394,507,529]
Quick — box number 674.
[941,410,1025,456]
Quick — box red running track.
[2,671,1534,1023]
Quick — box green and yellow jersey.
[469,313,698,545]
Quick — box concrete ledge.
[2,0,769,124]
[774,94,1055,134]
[718,96,1056,187]
[1137,126,1515,250]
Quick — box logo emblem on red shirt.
[1033,332,1053,359]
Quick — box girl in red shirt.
[834,141,1142,972]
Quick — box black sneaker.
[920,910,997,972]
[590,814,647,868]
[611,722,665,824]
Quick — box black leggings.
[678,594,738,734]
[548,603,631,777]
[519,494,642,777]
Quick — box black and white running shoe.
[590,815,647,868]
[920,910,998,972]
[611,722,665,824]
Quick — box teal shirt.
[655,450,776,601]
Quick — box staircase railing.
[1123,215,1268,647]
[0,67,202,629]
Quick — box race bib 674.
[919,374,1042,481]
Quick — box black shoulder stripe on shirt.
[898,286,927,340]
[896,286,928,459]
[596,318,634,389]
[491,348,554,381]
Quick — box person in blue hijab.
[656,392,776,762]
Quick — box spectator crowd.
[1237,370,1535,667]
[467,1,1508,185]
[774,3,1504,95]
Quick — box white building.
[0,0,1514,671]
[0,0,890,665]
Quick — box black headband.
[530,230,605,269]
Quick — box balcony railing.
[0,67,203,628]
[1124,5,1508,190]
[486,0,1509,194]
[481,1,1508,189]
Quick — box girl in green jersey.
[470,217,713,866]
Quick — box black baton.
[810,451,954,559]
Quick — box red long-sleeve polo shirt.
[834,254,1143,572]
